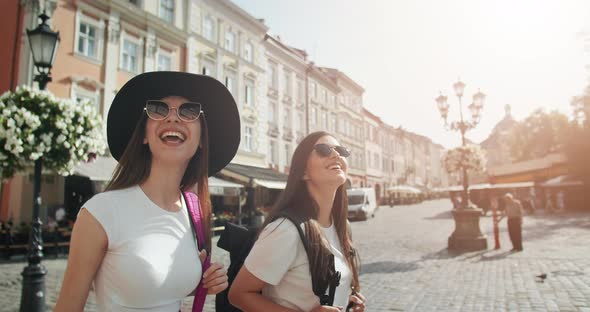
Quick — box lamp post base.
[448,206,487,251]
[20,264,47,312]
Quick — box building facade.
[1,0,450,224]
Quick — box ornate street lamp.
[21,11,60,312]
[436,79,488,251]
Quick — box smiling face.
[303,135,348,188]
[143,96,202,165]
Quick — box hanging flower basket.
[441,144,487,174]
[0,85,106,181]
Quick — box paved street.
[1,199,590,311]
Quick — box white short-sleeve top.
[244,218,353,311]
[83,185,201,312]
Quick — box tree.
[507,109,570,162]
[567,89,590,187]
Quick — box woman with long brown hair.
[229,131,366,311]
[55,72,240,311]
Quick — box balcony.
[282,94,293,104]
[267,87,278,99]
[296,131,305,143]
[267,122,279,137]
[283,127,294,141]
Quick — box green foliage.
[507,109,570,162]
[0,86,106,181]
[567,90,590,185]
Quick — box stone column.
[144,28,157,72]
[103,11,120,117]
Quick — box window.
[330,113,337,132]
[75,13,104,62]
[297,80,304,103]
[321,89,327,102]
[202,66,210,76]
[244,126,253,151]
[225,31,235,52]
[245,80,254,106]
[73,86,100,113]
[244,42,253,62]
[374,154,380,169]
[331,94,336,105]
[159,0,174,23]
[157,50,172,71]
[121,38,140,73]
[321,111,327,129]
[77,23,97,58]
[203,15,214,41]
[285,144,292,165]
[224,75,235,95]
[284,107,291,128]
[311,82,317,98]
[296,111,303,132]
[283,72,291,94]
[269,101,277,122]
[269,140,278,164]
[311,107,317,125]
[268,63,278,89]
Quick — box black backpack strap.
[280,214,340,306]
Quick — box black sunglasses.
[314,143,351,158]
[144,100,203,122]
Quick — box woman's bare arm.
[228,266,298,312]
[54,209,107,311]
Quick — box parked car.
[347,188,377,221]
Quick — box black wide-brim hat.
[107,71,240,176]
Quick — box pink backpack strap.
[183,191,211,312]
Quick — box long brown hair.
[262,131,360,292]
[105,112,213,253]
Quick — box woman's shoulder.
[84,186,139,209]
[259,217,303,240]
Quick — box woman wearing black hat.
[55,72,240,311]
[229,131,365,312]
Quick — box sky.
[232,0,590,148]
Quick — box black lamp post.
[436,79,488,251]
[21,11,60,312]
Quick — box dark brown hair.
[105,112,212,253]
[262,131,360,292]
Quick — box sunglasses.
[144,100,203,122]
[314,143,351,158]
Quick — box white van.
[347,188,377,221]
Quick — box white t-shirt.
[245,218,353,311]
[83,185,202,312]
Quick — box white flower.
[0,85,106,180]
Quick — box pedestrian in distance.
[54,71,240,311]
[228,131,366,312]
[503,193,524,252]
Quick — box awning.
[74,157,246,196]
[387,185,422,193]
[439,182,533,192]
[73,156,118,181]
[540,175,584,188]
[253,179,286,190]
[209,176,243,196]
[220,163,288,190]
[490,182,534,189]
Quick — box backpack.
[215,214,341,311]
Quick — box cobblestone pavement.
[1,199,590,311]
